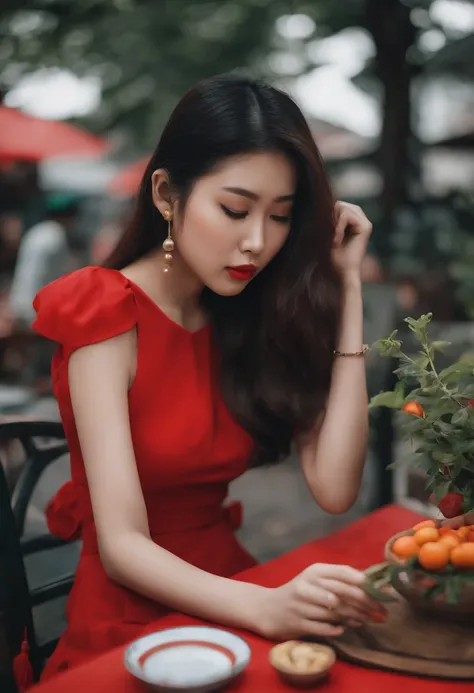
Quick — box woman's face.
[174,151,296,295]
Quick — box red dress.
[32,266,257,681]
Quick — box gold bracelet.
[333,344,369,357]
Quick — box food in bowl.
[390,520,474,571]
[269,641,335,687]
[384,519,474,618]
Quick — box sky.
[4,0,474,140]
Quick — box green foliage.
[0,0,458,152]
[370,313,474,511]
[0,0,287,148]
[389,557,474,606]
[367,558,474,607]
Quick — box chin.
[205,276,250,297]
[209,283,248,297]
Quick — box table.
[30,505,471,692]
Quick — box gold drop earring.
[162,210,174,273]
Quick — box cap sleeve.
[32,266,136,352]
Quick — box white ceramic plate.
[124,626,251,692]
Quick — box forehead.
[200,151,296,196]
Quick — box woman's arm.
[297,275,368,514]
[297,202,372,514]
[68,331,266,631]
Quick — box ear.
[151,169,174,219]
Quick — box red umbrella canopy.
[0,106,109,162]
[108,156,150,196]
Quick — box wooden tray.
[326,565,474,680]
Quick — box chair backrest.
[0,419,74,687]
[0,459,34,692]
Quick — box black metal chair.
[0,420,78,691]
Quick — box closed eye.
[271,215,291,224]
[221,204,248,220]
[220,205,291,224]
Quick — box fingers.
[438,512,474,529]
[318,577,386,615]
[333,202,372,249]
[439,515,465,529]
[307,563,366,586]
[302,620,345,639]
[295,580,341,611]
[333,212,346,247]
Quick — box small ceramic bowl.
[269,640,336,688]
[124,626,251,692]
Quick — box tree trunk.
[365,0,417,258]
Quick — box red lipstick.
[226,264,257,281]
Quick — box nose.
[240,217,265,256]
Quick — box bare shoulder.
[69,327,138,390]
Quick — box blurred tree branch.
[1,0,473,267]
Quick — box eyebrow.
[222,186,295,202]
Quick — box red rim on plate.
[138,640,237,669]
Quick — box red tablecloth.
[31,505,471,692]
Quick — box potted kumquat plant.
[368,313,474,618]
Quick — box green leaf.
[430,341,451,353]
[415,355,430,369]
[424,581,445,601]
[446,575,462,606]
[369,381,405,410]
[362,581,398,603]
[439,359,474,383]
[371,337,403,358]
[431,449,455,464]
[451,408,469,426]
[403,314,432,341]
[394,361,424,379]
[432,480,453,500]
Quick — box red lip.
[226,265,257,281]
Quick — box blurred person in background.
[0,211,22,339]
[0,211,23,282]
[416,269,467,322]
[395,271,467,325]
[90,203,133,266]
[9,193,81,328]
[360,253,384,284]
[8,194,81,390]
[32,74,382,683]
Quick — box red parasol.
[108,156,150,196]
[0,106,109,162]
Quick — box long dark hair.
[105,73,341,465]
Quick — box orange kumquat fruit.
[414,527,439,546]
[418,542,450,571]
[450,543,474,569]
[439,534,460,551]
[413,520,436,531]
[392,535,419,559]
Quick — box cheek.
[176,200,230,264]
[263,226,291,262]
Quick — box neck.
[147,248,205,322]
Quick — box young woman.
[32,73,383,680]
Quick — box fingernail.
[369,611,387,624]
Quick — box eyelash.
[220,205,290,224]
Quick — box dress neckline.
[111,269,210,337]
